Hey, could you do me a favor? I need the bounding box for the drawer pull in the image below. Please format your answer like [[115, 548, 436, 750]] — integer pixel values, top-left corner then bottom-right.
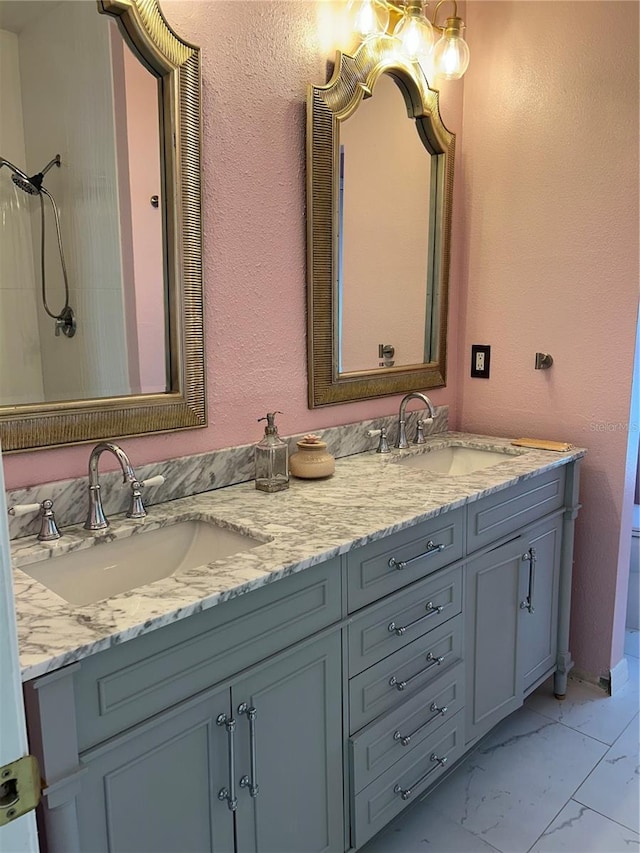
[[519, 547, 537, 614], [389, 652, 445, 691], [216, 713, 238, 811], [238, 703, 259, 798], [393, 702, 449, 746], [388, 601, 445, 636], [393, 753, 448, 800], [388, 540, 445, 570]]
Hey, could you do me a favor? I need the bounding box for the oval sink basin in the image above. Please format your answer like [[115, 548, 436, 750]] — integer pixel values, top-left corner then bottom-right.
[[396, 446, 513, 476], [20, 520, 264, 606]]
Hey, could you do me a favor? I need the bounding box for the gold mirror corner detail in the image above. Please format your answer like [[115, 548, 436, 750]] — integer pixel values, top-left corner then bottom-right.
[[306, 37, 454, 408], [0, 0, 205, 452]]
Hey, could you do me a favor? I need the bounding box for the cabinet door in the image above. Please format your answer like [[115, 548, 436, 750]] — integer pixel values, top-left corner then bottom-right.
[[465, 536, 524, 744], [518, 516, 562, 692], [233, 633, 344, 853], [76, 684, 234, 853]]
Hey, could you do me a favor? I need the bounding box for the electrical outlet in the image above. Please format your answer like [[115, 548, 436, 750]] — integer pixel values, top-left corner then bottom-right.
[[471, 344, 491, 378]]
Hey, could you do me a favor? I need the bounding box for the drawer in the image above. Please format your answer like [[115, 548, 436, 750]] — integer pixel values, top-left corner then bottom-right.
[[352, 709, 466, 849], [349, 613, 463, 734], [467, 467, 566, 552], [347, 507, 464, 612], [72, 558, 342, 750], [348, 564, 462, 676], [350, 660, 465, 793]]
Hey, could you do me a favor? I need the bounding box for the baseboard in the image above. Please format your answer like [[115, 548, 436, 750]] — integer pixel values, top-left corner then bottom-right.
[[607, 656, 630, 695]]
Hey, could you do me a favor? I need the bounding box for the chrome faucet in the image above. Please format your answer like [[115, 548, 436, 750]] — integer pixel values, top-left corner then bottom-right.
[[84, 442, 146, 531], [396, 392, 436, 449]]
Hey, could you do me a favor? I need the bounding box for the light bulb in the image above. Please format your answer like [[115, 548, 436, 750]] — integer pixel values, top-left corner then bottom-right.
[[432, 16, 470, 80], [393, 0, 433, 62], [346, 0, 390, 41]]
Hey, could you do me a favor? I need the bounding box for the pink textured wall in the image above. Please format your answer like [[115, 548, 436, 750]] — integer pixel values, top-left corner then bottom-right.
[[2, 1, 463, 489], [458, 1, 639, 677]]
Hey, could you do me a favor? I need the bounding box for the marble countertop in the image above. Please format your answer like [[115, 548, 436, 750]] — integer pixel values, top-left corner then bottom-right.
[[12, 432, 585, 681]]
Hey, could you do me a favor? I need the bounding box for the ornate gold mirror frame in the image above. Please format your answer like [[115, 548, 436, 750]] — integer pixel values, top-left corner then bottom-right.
[[0, 0, 205, 452], [307, 38, 455, 407]]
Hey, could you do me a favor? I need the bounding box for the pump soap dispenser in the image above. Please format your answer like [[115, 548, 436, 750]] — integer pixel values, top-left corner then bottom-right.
[[255, 412, 290, 492]]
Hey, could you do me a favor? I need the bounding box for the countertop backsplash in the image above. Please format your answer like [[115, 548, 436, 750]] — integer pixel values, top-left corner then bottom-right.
[[5, 407, 448, 539]]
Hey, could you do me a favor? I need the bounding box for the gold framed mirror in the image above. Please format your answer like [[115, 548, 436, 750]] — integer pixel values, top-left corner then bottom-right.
[[0, 0, 204, 452], [306, 37, 455, 407]]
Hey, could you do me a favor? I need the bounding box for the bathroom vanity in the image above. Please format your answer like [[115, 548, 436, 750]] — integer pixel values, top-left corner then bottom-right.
[[13, 435, 582, 852]]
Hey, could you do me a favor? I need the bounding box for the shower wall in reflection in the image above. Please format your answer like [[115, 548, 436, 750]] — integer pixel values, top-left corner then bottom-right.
[[0, 27, 43, 404], [0, 0, 165, 407]]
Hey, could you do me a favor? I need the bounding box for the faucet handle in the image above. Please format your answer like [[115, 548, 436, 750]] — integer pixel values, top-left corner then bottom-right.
[[366, 427, 391, 454], [141, 475, 165, 490], [127, 475, 166, 519], [8, 499, 62, 541], [415, 417, 433, 444]]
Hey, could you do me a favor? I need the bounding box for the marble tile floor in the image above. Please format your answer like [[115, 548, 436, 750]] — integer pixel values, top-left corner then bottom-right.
[[361, 632, 639, 853]]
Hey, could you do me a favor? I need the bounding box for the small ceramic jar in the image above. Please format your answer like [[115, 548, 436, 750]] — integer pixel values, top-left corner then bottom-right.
[[289, 434, 335, 479]]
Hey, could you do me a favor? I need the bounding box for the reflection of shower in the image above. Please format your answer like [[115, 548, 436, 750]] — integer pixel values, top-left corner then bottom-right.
[[0, 154, 76, 337]]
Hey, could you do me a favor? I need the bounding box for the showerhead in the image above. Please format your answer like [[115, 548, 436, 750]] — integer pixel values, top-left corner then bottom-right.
[[11, 173, 40, 194], [0, 156, 33, 188], [1, 154, 60, 195]]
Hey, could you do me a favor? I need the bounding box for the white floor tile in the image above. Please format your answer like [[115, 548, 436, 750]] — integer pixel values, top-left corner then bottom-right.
[[358, 797, 499, 852], [525, 656, 640, 745], [422, 707, 608, 853], [573, 713, 640, 833], [530, 799, 640, 852]]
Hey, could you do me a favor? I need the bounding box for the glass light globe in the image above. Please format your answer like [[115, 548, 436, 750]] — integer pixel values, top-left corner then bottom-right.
[[346, 0, 390, 41], [393, 1, 433, 62], [432, 17, 470, 80]]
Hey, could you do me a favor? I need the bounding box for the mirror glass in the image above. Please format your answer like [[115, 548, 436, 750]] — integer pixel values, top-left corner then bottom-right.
[[339, 73, 434, 373], [0, 0, 205, 452], [0, 1, 165, 406], [307, 43, 454, 407]]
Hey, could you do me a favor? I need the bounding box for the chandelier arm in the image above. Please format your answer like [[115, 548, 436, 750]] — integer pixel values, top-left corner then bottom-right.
[[386, 0, 451, 34], [431, 0, 457, 31]]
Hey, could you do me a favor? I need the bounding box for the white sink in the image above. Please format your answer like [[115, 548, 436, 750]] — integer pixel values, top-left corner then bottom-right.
[[396, 445, 514, 475], [20, 520, 264, 606]]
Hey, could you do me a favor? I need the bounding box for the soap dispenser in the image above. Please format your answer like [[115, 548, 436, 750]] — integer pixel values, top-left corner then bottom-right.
[[255, 412, 289, 492]]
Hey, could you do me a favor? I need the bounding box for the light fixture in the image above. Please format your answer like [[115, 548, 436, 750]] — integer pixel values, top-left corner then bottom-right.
[[346, 0, 470, 81], [393, 0, 433, 63], [431, 3, 470, 79], [346, 0, 390, 41]]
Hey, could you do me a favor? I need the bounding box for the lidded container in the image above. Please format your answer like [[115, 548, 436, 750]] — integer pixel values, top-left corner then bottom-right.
[[289, 434, 335, 480], [255, 412, 289, 492]]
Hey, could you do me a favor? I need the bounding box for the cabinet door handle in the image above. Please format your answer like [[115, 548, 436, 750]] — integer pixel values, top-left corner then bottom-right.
[[388, 540, 445, 570], [393, 702, 448, 746], [389, 652, 445, 691], [238, 703, 259, 798], [519, 547, 537, 614], [216, 714, 238, 811], [393, 753, 448, 800], [388, 601, 445, 636]]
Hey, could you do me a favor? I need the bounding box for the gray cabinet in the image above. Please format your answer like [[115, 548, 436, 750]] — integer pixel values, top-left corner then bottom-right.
[[72, 634, 343, 853], [25, 461, 581, 853], [465, 514, 563, 744], [465, 536, 523, 743], [233, 634, 344, 853], [76, 683, 234, 853], [25, 561, 344, 853], [518, 516, 562, 692]]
